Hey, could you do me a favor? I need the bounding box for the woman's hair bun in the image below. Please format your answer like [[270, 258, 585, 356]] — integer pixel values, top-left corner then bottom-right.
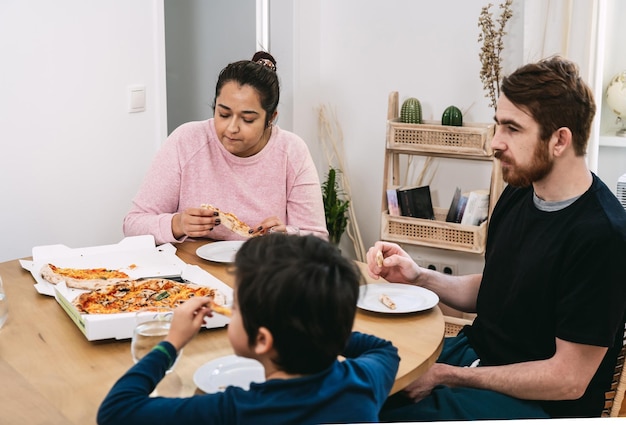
[[252, 51, 277, 72]]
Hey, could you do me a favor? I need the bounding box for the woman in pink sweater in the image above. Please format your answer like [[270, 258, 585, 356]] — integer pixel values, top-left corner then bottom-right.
[[123, 52, 328, 245]]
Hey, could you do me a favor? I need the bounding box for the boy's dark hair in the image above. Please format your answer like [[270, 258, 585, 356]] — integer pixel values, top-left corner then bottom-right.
[[212, 51, 279, 128], [234, 234, 361, 375], [501, 55, 596, 156]]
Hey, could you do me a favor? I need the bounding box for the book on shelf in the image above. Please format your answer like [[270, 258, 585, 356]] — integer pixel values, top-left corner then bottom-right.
[[396, 185, 435, 220], [445, 187, 462, 222], [386, 188, 401, 216], [460, 189, 490, 226], [454, 194, 468, 223]]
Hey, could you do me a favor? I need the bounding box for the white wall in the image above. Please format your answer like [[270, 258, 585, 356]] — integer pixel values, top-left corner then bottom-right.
[[1, 0, 623, 271], [0, 1, 167, 262], [164, 0, 256, 134], [289, 0, 525, 272]]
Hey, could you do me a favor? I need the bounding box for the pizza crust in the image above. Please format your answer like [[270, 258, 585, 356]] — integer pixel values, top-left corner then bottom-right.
[[40, 263, 66, 285], [376, 250, 384, 267], [211, 302, 232, 317], [40, 263, 130, 291], [200, 204, 252, 237]]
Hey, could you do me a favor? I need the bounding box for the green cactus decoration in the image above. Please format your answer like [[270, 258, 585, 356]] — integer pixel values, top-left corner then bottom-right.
[[442, 105, 463, 126], [400, 97, 422, 124]]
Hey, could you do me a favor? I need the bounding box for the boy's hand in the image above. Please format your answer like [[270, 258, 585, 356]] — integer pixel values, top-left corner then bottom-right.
[[165, 296, 212, 351]]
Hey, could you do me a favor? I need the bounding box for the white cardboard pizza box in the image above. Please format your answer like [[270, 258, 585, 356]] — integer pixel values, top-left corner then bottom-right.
[[20, 235, 232, 341], [24, 235, 185, 296], [52, 263, 232, 341]]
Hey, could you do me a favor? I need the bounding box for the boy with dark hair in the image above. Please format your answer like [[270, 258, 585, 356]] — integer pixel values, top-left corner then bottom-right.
[[98, 234, 399, 425]]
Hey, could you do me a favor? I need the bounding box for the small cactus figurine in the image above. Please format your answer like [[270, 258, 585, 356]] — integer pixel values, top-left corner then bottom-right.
[[400, 97, 422, 124], [441, 105, 463, 126]]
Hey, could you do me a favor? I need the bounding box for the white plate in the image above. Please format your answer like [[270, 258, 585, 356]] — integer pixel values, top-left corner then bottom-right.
[[196, 241, 245, 263], [193, 355, 265, 393], [357, 283, 439, 314]]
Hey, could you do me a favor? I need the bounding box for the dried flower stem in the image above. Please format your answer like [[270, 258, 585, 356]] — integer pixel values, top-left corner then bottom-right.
[[478, 0, 513, 110], [318, 105, 366, 260]]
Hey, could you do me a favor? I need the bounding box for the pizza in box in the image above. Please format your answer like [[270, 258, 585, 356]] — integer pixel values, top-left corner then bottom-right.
[[40, 263, 230, 316]]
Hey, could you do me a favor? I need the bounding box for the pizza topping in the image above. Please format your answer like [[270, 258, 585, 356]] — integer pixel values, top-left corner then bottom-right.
[[45, 263, 129, 281], [155, 291, 170, 301]]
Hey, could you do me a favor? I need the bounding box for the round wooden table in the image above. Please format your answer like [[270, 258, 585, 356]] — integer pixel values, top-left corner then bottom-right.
[[0, 239, 444, 425]]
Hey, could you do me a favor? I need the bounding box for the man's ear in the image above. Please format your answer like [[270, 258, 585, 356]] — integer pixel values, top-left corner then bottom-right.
[[254, 326, 274, 355], [552, 127, 572, 157]]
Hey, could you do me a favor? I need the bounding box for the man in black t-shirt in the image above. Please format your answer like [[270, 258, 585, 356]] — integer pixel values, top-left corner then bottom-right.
[[368, 56, 626, 420]]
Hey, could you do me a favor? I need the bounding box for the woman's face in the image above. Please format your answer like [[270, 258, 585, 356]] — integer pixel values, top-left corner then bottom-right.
[[214, 81, 271, 158]]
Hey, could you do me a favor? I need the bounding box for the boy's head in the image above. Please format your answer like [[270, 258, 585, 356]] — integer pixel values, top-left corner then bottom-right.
[[231, 233, 361, 375]]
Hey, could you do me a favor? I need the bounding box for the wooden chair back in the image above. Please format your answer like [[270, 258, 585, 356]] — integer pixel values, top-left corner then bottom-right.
[[603, 324, 626, 417]]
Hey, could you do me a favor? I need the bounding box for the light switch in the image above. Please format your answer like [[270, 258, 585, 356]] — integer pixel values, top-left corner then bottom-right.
[[128, 85, 146, 113]]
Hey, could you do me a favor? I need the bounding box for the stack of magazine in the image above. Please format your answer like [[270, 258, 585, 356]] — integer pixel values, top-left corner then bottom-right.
[[445, 187, 489, 225]]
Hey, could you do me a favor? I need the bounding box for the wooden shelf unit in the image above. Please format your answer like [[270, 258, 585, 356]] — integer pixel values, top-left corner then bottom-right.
[[381, 91, 505, 254]]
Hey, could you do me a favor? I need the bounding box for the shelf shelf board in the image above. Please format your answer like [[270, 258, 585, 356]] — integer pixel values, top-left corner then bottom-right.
[[599, 134, 626, 148]]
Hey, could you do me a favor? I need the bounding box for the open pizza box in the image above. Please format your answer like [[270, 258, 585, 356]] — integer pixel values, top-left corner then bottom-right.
[[21, 235, 232, 341], [23, 235, 186, 297]]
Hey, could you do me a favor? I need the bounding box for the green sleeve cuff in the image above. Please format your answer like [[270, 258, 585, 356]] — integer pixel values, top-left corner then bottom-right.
[[152, 341, 177, 369]]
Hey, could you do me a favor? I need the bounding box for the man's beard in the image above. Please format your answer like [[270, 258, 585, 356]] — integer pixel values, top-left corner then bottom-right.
[[495, 141, 553, 188]]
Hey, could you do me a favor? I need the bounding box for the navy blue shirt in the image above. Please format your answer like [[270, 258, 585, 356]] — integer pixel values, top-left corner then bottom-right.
[[98, 331, 399, 425]]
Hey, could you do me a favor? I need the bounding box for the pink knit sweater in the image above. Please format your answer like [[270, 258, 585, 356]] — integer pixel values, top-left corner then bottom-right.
[[123, 119, 328, 244]]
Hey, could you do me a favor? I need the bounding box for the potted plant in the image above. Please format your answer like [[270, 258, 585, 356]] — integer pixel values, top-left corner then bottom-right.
[[322, 167, 350, 245]]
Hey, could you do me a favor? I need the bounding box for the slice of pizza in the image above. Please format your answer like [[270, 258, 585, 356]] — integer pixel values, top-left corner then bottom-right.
[[376, 250, 384, 267], [40, 263, 131, 290], [200, 204, 252, 237], [379, 293, 397, 310], [72, 278, 228, 314], [210, 302, 232, 317]]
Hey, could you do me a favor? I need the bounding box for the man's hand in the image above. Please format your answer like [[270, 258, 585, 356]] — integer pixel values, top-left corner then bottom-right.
[[401, 338, 608, 403], [366, 241, 421, 284], [403, 363, 450, 402]]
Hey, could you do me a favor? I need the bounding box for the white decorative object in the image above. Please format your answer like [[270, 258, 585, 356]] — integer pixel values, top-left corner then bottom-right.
[[606, 71, 626, 137]]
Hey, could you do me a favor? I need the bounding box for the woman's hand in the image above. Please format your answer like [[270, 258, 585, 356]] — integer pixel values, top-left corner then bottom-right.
[[172, 207, 220, 239], [249, 215, 284, 236]]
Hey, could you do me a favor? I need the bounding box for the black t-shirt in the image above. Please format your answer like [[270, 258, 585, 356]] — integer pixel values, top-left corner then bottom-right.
[[465, 174, 626, 417]]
